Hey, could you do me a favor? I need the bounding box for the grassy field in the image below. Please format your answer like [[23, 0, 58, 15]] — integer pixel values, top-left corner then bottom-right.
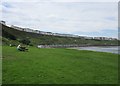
[[2, 46, 118, 84]]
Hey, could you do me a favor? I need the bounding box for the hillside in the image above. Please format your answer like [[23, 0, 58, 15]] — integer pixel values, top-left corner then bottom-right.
[[1, 23, 118, 46]]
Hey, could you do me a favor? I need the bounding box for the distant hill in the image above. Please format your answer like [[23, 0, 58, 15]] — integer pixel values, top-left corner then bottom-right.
[[1, 23, 118, 46]]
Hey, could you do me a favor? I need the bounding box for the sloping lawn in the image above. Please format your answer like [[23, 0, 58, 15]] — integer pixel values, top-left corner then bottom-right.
[[2, 46, 118, 84]]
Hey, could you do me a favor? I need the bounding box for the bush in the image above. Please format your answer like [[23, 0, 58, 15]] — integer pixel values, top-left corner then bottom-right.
[[29, 43, 33, 46], [19, 38, 31, 45], [2, 29, 16, 40]]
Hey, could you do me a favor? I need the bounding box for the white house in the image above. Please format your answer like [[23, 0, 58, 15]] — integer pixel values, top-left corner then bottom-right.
[[0, 21, 6, 25], [11, 25, 24, 31], [23, 28, 34, 33]]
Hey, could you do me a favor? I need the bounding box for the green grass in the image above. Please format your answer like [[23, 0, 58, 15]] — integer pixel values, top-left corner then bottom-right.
[[2, 46, 118, 84]]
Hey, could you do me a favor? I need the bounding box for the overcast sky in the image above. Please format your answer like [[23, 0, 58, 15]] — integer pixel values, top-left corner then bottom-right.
[[1, 0, 119, 38]]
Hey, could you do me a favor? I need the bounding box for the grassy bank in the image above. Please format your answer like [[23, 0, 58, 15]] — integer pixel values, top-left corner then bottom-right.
[[2, 23, 118, 46], [2, 46, 118, 84]]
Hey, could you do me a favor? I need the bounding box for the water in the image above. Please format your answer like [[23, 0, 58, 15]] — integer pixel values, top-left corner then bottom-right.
[[71, 46, 119, 54]]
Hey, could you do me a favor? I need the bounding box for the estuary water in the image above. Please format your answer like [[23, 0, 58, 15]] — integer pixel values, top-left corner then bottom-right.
[[71, 46, 119, 54]]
